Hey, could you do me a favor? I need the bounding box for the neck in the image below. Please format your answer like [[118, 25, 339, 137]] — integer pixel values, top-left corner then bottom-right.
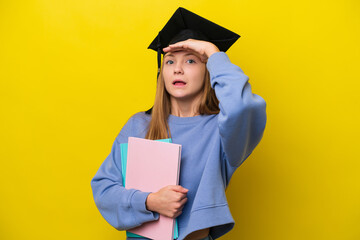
[[170, 95, 202, 117]]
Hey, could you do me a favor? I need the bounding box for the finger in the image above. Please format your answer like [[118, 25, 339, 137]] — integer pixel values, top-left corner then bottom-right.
[[164, 39, 210, 53], [162, 46, 172, 52], [164, 47, 204, 60], [173, 210, 182, 219], [168, 42, 188, 48], [174, 43, 189, 50], [163, 45, 188, 53], [179, 197, 188, 206], [171, 185, 189, 193], [178, 204, 185, 212], [165, 40, 196, 51], [176, 193, 187, 201]]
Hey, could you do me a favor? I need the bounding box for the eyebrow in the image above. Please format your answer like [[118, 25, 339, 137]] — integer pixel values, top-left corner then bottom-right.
[[164, 53, 199, 58]]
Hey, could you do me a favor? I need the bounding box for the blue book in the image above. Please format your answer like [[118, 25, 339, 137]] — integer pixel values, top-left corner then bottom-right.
[[120, 138, 179, 239]]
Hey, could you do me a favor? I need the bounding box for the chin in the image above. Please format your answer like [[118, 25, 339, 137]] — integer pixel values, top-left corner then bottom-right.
[[170, 93, 201, 102], [168, 90, 188, 99], [170, 95, 189, 100]]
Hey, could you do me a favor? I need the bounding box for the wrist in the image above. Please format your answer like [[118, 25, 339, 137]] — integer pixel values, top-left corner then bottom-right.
[[206, 45, 220, 58], [145, 192, 157, 212]]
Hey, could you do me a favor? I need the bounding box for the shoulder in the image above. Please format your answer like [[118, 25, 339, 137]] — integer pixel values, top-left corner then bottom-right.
[[129, 111, 152, 127], [115, 111, 151, 142]]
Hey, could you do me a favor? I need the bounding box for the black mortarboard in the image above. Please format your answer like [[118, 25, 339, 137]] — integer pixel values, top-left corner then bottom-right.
[[148, 7, 240, 78]]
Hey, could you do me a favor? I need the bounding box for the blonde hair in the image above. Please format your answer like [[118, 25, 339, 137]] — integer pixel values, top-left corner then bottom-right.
[[145, 61, 219, 140]]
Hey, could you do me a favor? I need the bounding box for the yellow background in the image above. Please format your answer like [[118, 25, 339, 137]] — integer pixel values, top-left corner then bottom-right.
[[0, 0, 359, 239]]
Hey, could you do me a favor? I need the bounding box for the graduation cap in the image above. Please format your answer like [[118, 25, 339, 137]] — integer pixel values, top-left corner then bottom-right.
[[148, 7, 240, 79]]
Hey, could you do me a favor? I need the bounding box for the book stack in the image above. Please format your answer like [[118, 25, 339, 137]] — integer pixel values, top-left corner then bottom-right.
[[120, 137, 182, 240]]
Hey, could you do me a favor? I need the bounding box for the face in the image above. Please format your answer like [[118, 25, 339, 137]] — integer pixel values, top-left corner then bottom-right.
[[162, 50, 206, 102]]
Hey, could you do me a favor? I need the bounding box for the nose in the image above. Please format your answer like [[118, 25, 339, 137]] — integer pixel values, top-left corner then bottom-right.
[[174, 61, 184, 74]]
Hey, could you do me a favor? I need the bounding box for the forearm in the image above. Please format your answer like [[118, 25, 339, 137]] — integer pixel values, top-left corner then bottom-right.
[[91, 137, 159, 230], [92, 178, 158, 230], [207, 52, 267, 167]]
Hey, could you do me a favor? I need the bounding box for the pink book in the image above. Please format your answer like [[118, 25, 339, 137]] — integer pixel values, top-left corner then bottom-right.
[[125, 137, 182, 240]]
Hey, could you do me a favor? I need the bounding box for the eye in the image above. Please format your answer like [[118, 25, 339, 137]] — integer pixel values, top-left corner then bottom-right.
[[165, 60, 174, 64], [186, 59, 196, 64]]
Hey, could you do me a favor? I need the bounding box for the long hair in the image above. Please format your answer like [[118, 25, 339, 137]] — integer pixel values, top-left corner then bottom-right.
[[145, 61, 220, 140]]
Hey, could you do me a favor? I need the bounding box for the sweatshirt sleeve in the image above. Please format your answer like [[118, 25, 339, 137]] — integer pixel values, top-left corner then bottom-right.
[[90, 117, 159, 230], [207, 52, 267, 168]]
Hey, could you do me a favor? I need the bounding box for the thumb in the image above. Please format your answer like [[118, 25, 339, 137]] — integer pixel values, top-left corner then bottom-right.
[[171, 185, 189, 193]]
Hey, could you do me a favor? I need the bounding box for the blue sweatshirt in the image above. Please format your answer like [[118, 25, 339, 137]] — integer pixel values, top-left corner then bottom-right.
[[91, 52, 267, 239]]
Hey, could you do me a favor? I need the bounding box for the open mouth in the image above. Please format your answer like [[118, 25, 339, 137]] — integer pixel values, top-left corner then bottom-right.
[[172, 80, 186, 86]]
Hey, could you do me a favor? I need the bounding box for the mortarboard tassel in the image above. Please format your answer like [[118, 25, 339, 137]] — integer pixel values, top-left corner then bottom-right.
[[145, 31, 162, 115], [156, 31, 162, 80]]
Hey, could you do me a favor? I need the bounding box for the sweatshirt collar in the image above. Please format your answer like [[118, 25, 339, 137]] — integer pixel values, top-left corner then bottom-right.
[[168, 113, 216, 125]]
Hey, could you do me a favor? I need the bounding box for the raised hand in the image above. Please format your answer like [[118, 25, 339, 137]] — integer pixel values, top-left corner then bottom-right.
[[163, 39, 220, 63]]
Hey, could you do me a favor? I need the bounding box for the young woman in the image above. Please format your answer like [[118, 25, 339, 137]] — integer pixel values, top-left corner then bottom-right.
[[91, 8, 267, 240]]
